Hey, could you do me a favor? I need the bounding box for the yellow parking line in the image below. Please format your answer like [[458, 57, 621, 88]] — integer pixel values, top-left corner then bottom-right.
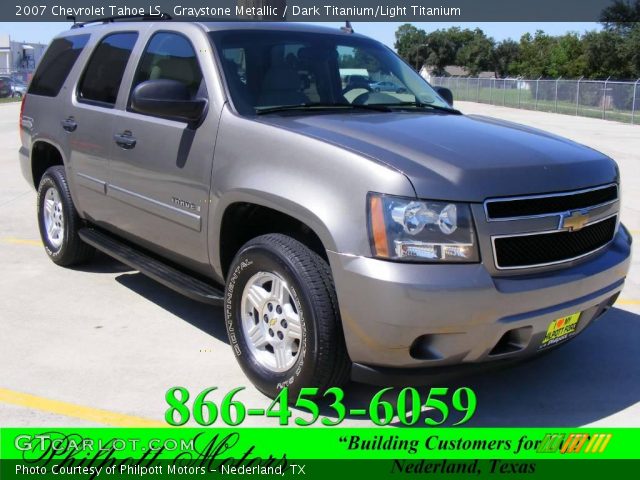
[[617, 299, 640, 306], [2, 237, 42, 246], [0, 387, 167, 427]]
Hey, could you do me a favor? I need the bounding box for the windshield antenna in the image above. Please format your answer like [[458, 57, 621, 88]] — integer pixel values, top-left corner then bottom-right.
[[340, 21, 354, 34]]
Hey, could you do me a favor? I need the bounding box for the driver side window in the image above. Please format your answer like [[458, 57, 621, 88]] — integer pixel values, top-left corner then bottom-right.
[[338, 45, 407, 102], [130, 32, 204, 106]]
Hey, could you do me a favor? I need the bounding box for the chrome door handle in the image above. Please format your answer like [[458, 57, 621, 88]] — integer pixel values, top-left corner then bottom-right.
[[61, 117, 77, 132], [114, 131, 137, 150]]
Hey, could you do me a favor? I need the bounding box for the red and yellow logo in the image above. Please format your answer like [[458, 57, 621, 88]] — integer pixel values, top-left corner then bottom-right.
[[537, 433, 612, 454], [541, 312, 581, 347]]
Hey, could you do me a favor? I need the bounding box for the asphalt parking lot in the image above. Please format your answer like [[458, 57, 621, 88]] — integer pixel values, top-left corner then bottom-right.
[[0, 100, 638, 428]]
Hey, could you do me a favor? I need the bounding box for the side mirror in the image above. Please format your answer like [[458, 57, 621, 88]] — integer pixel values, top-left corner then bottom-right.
[[435, 86, 454, 106], [131, 79, 206, 123]]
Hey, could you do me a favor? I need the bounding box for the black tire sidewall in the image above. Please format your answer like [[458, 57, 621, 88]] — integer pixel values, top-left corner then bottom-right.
[[37, 170, 72, 263], [225, 244, 318, 396]]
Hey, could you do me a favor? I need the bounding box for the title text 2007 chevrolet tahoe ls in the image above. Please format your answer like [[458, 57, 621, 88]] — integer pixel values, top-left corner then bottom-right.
[[19, 20, 632, 397]]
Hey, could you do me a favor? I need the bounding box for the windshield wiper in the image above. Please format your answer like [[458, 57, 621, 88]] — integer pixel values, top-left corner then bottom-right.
[[375, 101, 462, 115], [255, 102, 392, 115]]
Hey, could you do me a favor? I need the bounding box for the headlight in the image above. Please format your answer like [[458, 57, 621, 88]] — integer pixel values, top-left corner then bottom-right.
[[368, 193, 479, 262]]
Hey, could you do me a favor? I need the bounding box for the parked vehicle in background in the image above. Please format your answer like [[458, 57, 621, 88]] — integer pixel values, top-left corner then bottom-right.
[[10, 80, 27, 98], [18, 20, 632, 398], [0, 77, 11, 97], [0, 76, 27, 98], [371, 80, 407, 93], [343, 74, 373, 91]]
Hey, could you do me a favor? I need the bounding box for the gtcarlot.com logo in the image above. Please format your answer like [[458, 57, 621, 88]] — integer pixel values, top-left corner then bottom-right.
[[537, 433, 612, 454]]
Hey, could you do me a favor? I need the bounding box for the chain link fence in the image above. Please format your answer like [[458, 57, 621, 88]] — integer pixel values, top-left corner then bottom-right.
[[431, 76, 640, 125]]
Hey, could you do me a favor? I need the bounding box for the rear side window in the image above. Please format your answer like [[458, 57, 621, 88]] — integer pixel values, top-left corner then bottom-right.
[[78, 32, 138, 106], [28, 35, 89, 97], [130, 32, 203, 101]]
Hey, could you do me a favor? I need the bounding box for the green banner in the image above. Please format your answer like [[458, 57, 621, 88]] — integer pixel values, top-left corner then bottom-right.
[[1, 428, 638, 478], [2, 428, 637, 460]]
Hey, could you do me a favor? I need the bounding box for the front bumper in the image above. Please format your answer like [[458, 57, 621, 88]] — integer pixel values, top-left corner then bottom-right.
[[328, 226, 632, 383]]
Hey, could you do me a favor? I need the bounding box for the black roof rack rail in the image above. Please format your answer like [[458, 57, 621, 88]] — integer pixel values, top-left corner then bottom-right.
[[340, 21, 354, 34], [70, 12, 172, 29]]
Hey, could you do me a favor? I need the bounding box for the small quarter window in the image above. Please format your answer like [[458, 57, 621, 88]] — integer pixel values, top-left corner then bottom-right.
[[29, 35, 89, 97]]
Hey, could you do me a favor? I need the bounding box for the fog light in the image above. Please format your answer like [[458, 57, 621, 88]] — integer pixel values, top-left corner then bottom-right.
[[395, 241, 473, 261], [395, 242, 439, 259]]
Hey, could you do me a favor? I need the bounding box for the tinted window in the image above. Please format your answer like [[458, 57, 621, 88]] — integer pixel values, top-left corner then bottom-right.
[[78, 32, 138, 106], [131, 32, 203, 101], [29, 35, 89, 97], [211, 30, 450, 116]]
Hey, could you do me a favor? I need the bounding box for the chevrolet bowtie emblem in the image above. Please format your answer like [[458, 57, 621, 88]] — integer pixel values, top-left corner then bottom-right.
[[561, 210, 590, 232]]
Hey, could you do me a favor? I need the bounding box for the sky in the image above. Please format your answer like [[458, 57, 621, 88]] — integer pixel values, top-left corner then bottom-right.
[[0, 21, 601, 47]]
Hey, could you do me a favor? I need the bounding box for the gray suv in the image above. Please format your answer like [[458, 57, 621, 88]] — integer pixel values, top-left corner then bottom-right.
[[19, 20, 632, 397]]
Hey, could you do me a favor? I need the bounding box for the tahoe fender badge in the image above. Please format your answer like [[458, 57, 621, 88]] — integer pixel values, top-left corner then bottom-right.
[[172, 197, 201, 212]]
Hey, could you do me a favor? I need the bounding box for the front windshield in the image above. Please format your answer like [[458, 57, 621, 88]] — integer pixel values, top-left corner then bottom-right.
[[209, 29, 451, 115]]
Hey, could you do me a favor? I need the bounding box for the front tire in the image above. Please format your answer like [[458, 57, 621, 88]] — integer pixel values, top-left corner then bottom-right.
[[37, 166, 94, 266], [225, 234, 350, 398]]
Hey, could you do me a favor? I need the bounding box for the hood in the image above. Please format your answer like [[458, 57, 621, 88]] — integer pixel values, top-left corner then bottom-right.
[[258, 112, 618, 202]]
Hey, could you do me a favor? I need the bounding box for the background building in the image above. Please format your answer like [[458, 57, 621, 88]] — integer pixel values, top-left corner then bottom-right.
[[0, 33, 47, 80]]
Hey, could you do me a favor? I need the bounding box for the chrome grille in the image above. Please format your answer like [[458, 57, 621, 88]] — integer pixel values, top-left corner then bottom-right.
[[485, 185, 619, 270], [493, 215, 617, 269], [485, 184, 618, 221]]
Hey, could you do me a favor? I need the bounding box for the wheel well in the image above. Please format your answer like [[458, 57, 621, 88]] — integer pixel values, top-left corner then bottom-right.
[[31, 141, 63, 188], [220, 203, 329, 278]]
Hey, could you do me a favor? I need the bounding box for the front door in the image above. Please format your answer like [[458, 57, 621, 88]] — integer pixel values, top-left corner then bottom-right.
[[107, 31, 215, 273]]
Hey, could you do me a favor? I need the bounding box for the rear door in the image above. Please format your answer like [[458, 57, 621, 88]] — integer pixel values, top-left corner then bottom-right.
[[107, 29, 217, 273], [65, 31, 139, 223]]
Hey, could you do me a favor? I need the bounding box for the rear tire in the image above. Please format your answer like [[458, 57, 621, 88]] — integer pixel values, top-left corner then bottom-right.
[[37, 165, 94, 266], [225, 234, 350, 398]]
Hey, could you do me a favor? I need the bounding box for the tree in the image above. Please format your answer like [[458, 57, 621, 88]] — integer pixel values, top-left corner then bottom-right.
[[599, 0, 640, 77], [456, 29, 495, 75], [624, 24, 640, 76], [514, 31, 557, 77], [394, 24, 429, 69], [423, 29, 458, 75], [394, 21, 640, 80], [582, 30, 631, 78], [547, 33, 586, 77], [340, 49, 383, 73], [600, 0, 640, 34], [493, 40, 520, 77], [394, 25, 489, 73]]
